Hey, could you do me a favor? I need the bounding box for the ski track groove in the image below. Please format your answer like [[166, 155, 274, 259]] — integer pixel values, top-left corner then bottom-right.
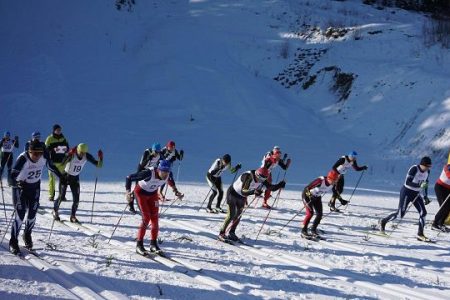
[[38, 208, 272, 299], [0, 243, 110, 300], [162, 216, 448, 300]]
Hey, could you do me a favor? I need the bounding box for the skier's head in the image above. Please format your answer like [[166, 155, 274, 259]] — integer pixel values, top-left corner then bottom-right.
[[348, 151, 358, 161], [31, 131, 41, 141], [222, 154, 231, 165], [53, 124, 62, 134], [166, 140, 176, 151], [28, 140, 44, 162], [273, 145, 281, 152], [419, 156, 432, 168], [272, 148, 282, 159], [151, 143, 161, 153], [77, 143, 88, 155], [3, 131, 10, 139], [157, 160, 171, 179], [326, 170, 339, 184], [255, 167, 269, 182]]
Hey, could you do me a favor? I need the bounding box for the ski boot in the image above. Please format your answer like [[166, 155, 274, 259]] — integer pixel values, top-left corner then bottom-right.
[[52, 210, 60, 221], [136, 240, 147, 256], [262, 202, 271, 209], [23, 232, 33, 250], [328, 199, 340, 212], [417, 234, 432, 242], [378, 219, 387, 234], [128, 203, 136, 214], [228, 231, 240, 242], [150, 239, 163, 254], [174, 189, 184, 199], [301, 229, 312, 240], [310, 228, 323, 240], [205, 207, 217, 214], [214, 207, 226, 214], [338, 197, 348, 206], [9, 237, 21, 255], [70, 215, 80, 224]]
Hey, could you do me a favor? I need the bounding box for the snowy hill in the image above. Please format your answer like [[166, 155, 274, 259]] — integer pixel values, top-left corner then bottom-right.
[[1, 0, 448, 185], [1, 1, 450, 298]]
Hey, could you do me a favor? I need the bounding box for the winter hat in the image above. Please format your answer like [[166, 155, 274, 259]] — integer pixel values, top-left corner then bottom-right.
[[31, 131, 41, 139], [222, 154, 231, 164], [29, 140, 44, 152], [420, 156, 432, 167], [3, 131, 10, 138], [53, 124, 62, 132]]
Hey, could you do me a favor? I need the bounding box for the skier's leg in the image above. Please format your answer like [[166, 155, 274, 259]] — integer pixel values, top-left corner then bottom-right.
[[149, 196, 159, 240], [434, 183, 450, 226], [48, 170, 55, 201], [311, 197, 323, 232], [302, 197, 314, 232], [229, 198, 245, 234], [263, 174, 272, 207], [136, 192, 151, 241], [413, 197, 427, 236], [70, 179, 80, 217]]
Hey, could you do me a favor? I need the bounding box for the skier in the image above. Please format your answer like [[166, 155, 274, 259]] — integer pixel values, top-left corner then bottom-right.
[[301, 170, 340, 240], [0, 131, 19, 186], [260, 146, 290, 209], [431, 155, 450, 232], [218, 167, 286, 242], [205, 154, 241, 213], [9, 140, 63, 254], [379, 156, 432, 241], [24, 131, 46, 154], [160, 140, 184, 198], [52, 143, 103, 223], [131, 142, 163, 213], [328, 151, 367, 212], [125, 160, 176, 255], [45, 124, 69, 201]]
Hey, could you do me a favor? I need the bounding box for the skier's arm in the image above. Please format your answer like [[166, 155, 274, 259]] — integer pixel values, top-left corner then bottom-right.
[[125, 169, 152, 191], [86, 152, 100, 166], [209, 160, 222, 176], [332, 157, 346, 172], [11, 155, 27, 183], [14, 136, 19, 148], [405, 166, 421, 188], [137, 150, 150, 171], [241, 173, 256, 196], [352, 159, 367, 171], [47, 159, 63, 178]]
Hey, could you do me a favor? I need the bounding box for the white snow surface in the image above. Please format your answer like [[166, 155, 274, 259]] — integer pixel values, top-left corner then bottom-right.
[[1, 0, 450, 298], [0, 181, 449, 299]]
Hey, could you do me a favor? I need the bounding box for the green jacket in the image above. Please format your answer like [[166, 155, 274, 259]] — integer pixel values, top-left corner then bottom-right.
[[45, 133, 69, 163]]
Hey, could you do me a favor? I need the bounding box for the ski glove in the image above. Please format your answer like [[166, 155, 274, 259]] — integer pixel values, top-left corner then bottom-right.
[[420, 182, 428, 189], [126, 191, 134, 203], [286, 158, 291, 169], [362, 166, 368, 171], [278, 180, 286, 189], [235, 163, 242, 170], [179, 150, 184, 160], [97, 160, 103, 168], [254, 189, 263, 196], [424, 196, 431, 205], [14, 136, 19, 144], [98, 149, 103, 160]]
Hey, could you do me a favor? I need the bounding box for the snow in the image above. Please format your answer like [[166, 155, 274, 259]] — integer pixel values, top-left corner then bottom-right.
[[0, 0, 449, 298], [1, 181, 450, 299]]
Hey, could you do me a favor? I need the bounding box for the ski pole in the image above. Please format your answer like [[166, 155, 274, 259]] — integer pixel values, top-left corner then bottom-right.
[[1, 209, 15, 244], [338, 170, 365, 214], [386, 193, 420, 237], [159, 195, 183, 217], [108, 203, 129, 243], [198, 185, 213, 212], [277, 207, 306, 234], [0, 179, 7, 222], [48, 190, 66, 242], [90, 173, 99, 223], [255, 189, 283, 241], [175, 160, 182, 182], [435, 193, 450, 237], [224, 195, 260, 235], [221, 170, 239, 209]]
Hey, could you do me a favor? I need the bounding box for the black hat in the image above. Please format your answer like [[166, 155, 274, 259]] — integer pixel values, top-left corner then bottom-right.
[[29, 141, 44, 153], [420, 156, 432, 166], [53, 124, 62, 132], [222, 154, 231, 164]]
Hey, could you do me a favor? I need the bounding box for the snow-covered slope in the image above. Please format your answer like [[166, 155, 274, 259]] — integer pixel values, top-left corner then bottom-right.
[[1, 0, 448, 185]]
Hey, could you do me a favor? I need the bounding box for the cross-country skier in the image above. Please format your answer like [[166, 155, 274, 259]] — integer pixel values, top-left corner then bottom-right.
[[9, 140, 63, 254], [379, 156, 432, 241], [328, 151, 367, 212], [45, 124, 69, 201], [24, 131, 46, 153], [132, 142, 163, 213], [261, 146, 290, 209], [431, 155, 450, 232], [301, 170, 339, 240], [160, 140, 184, 198], [0, 131, 19, 186], [205, 154, 241, 213], [52, 143, 103, 223], [125, 160, 177, 255], [218, 167, 286, 242]]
